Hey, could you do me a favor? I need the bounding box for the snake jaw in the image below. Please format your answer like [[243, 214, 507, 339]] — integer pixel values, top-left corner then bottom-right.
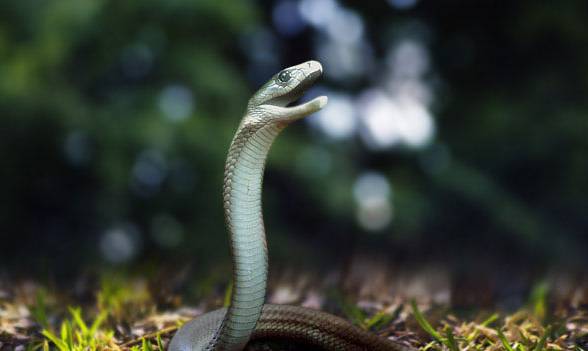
[[255, 94, 328, 124], [282, 95, 328, 122], [309, 95, 329, 109]]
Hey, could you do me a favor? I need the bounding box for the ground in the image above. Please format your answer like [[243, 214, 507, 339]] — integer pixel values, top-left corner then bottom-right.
[[1, 267, 587, 351]]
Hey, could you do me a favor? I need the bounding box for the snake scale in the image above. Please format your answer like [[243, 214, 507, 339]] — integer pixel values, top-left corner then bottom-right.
[[169, 61, 412, 351]]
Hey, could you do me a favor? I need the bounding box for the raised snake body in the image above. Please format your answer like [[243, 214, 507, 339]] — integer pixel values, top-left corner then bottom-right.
[[169, 61, 411, 351]]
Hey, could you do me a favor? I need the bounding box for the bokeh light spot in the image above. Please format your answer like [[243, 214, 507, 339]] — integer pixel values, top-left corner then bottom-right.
[[387, 39, 429, 79], [358, 89, 434, 149], [357, 197, 393, 232], [353, 171, 391, 202], [298, 0, 338, 28], [353, 172, 394, 231], [100, 224, 141, 264], [308, 92, 356, 140], [158, 84, 194, 122], [325, 8, 364, 45]]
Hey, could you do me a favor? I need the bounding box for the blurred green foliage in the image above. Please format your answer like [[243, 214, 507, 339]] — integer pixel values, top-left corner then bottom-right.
[[0, 0, 261, 273], [0, 1, 587, 279]]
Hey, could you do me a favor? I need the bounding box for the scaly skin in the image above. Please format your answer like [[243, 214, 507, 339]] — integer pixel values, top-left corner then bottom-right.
[[169, 61, 411, 351]]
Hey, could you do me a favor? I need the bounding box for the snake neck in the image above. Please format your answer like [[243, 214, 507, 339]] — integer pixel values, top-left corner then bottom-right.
[[214, 118, 285, 351]]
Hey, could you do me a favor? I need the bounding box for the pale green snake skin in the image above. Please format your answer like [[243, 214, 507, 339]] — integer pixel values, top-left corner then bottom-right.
[[169, 61, 412, 351]]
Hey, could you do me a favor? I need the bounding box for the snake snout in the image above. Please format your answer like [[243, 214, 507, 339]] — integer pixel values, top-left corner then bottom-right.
[[286, 61, 323, 102], [306, 60, 323, 74]]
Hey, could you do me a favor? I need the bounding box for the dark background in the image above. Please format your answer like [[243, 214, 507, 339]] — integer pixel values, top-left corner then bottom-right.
[[1, 0, 586, 289]]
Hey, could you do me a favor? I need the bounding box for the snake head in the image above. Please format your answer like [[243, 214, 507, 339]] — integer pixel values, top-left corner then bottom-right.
[[247, 60, 328, 123]]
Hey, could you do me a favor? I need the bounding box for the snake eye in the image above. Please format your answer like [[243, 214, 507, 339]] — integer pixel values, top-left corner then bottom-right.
[[277, 71, 291, 83]]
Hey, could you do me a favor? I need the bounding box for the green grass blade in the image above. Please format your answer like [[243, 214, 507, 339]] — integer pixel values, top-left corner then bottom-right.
[[89, 310, 108, 335], [65, 321, 74, 350], [142, 338, 154, 351], [422, 341, 436, 351], [481, 313, 499, 327], [516, 342, 527, 351], [445, 329, 460, 351], [41, 329, 68, 351], [529, 281, 548, 320], [364, 310, 393, 330], [156, 334, 164, 350], [68, 307, 88, 336], [60, 322, 67, 344], [497, 329, 515, 351], [410, 299, 443, 341]]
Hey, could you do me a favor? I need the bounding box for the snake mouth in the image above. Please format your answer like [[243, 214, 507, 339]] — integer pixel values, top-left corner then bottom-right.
[[263, 61, 325, 109]]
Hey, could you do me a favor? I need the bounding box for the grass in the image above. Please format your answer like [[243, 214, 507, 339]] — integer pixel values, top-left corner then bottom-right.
[[409, 283, 576, 351], [327, 280, 582, 351], [1, 275, 586, 350], [18, 275, 178, 351], [38, 305, 164, 351], [40, 307, 110, 351]]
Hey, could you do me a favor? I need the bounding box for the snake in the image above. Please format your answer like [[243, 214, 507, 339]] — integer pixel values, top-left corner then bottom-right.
[[169, 61, 412, 351]]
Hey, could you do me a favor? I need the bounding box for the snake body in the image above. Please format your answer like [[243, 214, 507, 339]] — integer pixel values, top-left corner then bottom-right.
[[169, 61, 410, 351]]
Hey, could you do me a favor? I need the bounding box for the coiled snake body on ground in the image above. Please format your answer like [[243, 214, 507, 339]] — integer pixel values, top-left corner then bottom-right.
[[169, 61, 411, 351]]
